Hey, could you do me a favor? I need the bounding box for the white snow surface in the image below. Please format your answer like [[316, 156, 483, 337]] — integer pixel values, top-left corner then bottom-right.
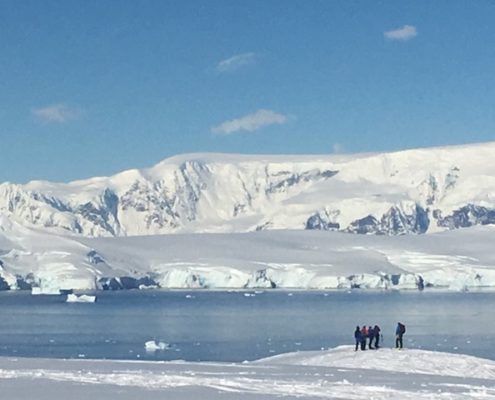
[[1, 347, 495, 399]]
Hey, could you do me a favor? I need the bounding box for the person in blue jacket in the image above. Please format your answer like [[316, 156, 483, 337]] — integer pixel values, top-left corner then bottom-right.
[[354, 326, 362, 351]]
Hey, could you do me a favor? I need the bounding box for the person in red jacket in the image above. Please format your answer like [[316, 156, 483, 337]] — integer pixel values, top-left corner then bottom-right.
[[360, 325, 368, 350]]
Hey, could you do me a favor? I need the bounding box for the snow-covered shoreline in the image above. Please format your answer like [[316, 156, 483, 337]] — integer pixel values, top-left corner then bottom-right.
[[1, 347, 494, 399]]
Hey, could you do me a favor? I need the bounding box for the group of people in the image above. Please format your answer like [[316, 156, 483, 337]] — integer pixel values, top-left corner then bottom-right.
[[354, 322, 406, 351], [354, 325, 381, 350]]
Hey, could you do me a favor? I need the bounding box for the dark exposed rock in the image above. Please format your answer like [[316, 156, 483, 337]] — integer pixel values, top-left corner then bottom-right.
[[267, 170, 338, 194], [305, 213, 340, 231], [15, 276, 31, 290], [247, 269, 276, 288], [0, 276, 10, 290], [347, 215, 380, 234], [435, 204, 495, 229], [346, 205, 429, 235], [87, 250, 105, 264]]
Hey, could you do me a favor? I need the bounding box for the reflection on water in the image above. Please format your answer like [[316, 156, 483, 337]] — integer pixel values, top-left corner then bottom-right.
[[0, 290, 491, 362]]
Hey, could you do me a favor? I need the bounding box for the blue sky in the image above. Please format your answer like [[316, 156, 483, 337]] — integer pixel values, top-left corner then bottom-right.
[[1, 0, 495, 183]]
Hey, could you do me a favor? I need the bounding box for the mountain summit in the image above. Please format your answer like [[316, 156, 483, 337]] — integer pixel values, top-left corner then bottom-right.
[[1, 142, 494, 237]]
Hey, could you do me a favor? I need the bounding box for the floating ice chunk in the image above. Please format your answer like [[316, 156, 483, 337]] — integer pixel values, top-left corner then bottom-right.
[[144, 340, 170, 352], [138, 284, 158, 290], [66, 294, 97, 303], [31, 287, 61, 295]]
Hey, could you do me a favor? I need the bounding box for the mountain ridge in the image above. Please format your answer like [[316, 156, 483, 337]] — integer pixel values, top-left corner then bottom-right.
[[1, 141, 495, 237]]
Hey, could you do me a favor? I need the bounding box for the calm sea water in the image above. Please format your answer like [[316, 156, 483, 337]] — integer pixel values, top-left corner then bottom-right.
[[0, 290, 492, 362]]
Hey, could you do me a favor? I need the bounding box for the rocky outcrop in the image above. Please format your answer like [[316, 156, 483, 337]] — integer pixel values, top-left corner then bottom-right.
[[346, 205, 429, 235], [434, 204, 495, 229]]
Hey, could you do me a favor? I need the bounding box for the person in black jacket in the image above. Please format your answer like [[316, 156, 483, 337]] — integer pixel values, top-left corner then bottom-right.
[[367, 325, 375, 349], [395, 322, 405, 349], [354, 326, 362, 351], [373, 325, 381, 349]]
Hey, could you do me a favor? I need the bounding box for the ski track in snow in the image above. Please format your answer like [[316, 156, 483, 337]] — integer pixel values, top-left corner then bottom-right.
[[1, 347, 495, 399]]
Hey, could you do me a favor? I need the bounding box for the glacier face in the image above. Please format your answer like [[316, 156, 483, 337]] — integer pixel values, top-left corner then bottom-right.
[[1, 216, 495, 292], [1, 142, 495, 238]]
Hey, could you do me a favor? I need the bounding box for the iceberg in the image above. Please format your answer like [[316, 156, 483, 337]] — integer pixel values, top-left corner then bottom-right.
[[144, 340, 170, 352], [66, 294, 97, 303], [31, 287, 61, 295]]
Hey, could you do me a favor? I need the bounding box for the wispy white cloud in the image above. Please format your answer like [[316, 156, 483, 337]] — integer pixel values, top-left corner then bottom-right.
[[384, 25, 417, 41], [211, 109, 288, 135], [216, 52, 256, 73], [32, 103, 80, 123], [332, 143, 344, 153]]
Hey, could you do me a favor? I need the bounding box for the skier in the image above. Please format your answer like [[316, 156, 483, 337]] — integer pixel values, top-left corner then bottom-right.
[[373, 325, 381, 349], [395, 322, 406, 349], [368, 325, 375, 349], [354, 326, 362, 351]]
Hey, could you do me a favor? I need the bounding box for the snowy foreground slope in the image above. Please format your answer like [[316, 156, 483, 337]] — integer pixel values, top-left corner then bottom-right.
[[1, 347, 495, 399], [1, 214, 495, 291], [1, 141, 495, 237]]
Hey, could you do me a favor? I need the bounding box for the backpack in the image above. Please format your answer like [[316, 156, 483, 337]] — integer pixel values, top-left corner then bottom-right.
[[398, 323, 406, 334]]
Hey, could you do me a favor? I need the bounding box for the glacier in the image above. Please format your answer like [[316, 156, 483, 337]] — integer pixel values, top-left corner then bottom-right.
[[0, 213, 494, 292]]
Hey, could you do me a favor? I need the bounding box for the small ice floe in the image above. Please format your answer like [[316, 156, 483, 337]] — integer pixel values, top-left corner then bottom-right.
[[66, 294, 97, 303], [31, 287, 61, 295], [138, 284, 158, 290], [144, 340, 170, 352]]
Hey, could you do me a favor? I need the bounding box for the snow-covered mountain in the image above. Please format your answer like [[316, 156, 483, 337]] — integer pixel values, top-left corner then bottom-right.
[[1, 142, 495, 292], [2, 142, 495, 237]]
